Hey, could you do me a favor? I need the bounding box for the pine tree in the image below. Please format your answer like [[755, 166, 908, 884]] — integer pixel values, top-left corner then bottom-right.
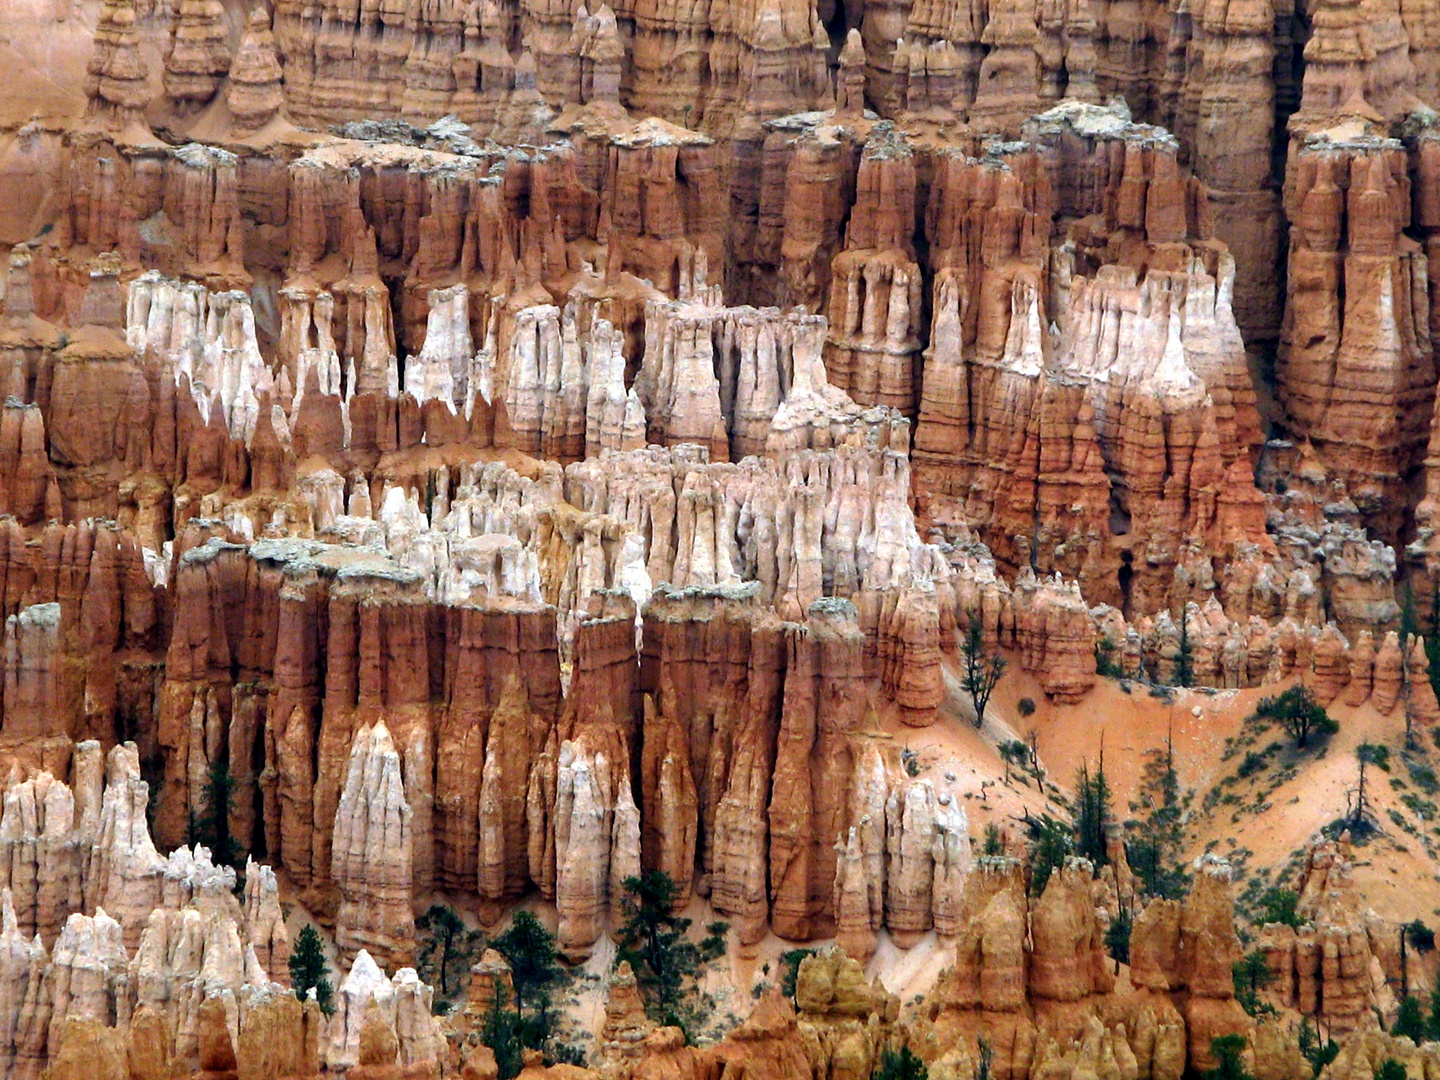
[[1257, 685, 1337, 748], [873, 1046, 928, 1080], [1026, 814, 1074, 895], [1376, 1060, 1409, 1080], [1298, 1018, 1338, 1078], [288, 924, 334, 1016], [417, 905, 484, 1008], [616, 870, 727, 1035], [1206, 1035, 1254, 1080], [1074, 756, 1112, 868], [1104, 908, 1132, 968], [1402, 586, 1420, 748], [982, 823, 1005, 856], [1394, 996, 1426, 1043], [1126, 727, 1188, 900], [1232, 950, 1273, 1017], [483, 999, 525, 1080], [1429, 974, 1440, 1039], [1123, 731, 1192, 898], [1258, 888, 1303, 929], [493, 909, 563, 1044], [1346, 748, 1376, 834], [1175, 611, 1194, 688], [195, 756, 239, 867], [1426, 582, 1440, 705], [1402, 586, 1421, 649], [959, 611, 1006, 728]]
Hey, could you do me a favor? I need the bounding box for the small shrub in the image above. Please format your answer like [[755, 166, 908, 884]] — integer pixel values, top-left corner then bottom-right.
[[1018, 697, 1036, 718], [1402, 794, 1438, 820], [901, 747, 920, 777], [1238, 750, 1268, 778], [1408, 762, 1439, 795], [549, 1043, 589, 1068], [1096, 638, 1123, 679]]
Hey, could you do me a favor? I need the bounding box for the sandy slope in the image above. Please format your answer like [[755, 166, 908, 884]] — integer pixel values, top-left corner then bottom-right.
[[910, 663, 1440, 928], [0, 0, 98, 125]]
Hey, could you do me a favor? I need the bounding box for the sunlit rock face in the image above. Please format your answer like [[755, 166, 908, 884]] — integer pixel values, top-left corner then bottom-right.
[[0, 1, 1439, 1076]]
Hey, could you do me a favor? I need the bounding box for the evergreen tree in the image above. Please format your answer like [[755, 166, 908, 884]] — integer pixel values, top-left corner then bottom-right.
[[1206, 1035, 1253, 1080], [1126, 732, 1188, 900], [616, 870, 727, 1035], [778, 948, 815, 1002], [1027, 814, 1074, 896], [288, 924, 334, 1016], [1402, 586, 1421, 649], [495, 910, 561, 1025], [1257, 685, 1338, 748], [483, 999, 525, 1080], [1376, 1061, 1409, 1080], [1347, 747, 1377, 834], [1394, 996, 1427, 1043], [1401, 586, 1422, 747], [1429, 973, 1440, 1040], [1175, 611, 1194, 688], [1104, 908, 1132, 967], [982, 823, 1005, 857], [489, 911, 575, 1058], [1233, 950, 1274, 1017], [1427, 582, 1440, 704], [959, 611, 1006, 728], [1095, 636, 1123, 679], [873, 1046, 928, 1080], [1074, 757, 1112, 868], [417, 905, 484, 1009], [195, 756, 239, 867], [1298, 1018, 1338, 1078], [1258, 888, 1303, 929], [1405, 920, 1435, 953]]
